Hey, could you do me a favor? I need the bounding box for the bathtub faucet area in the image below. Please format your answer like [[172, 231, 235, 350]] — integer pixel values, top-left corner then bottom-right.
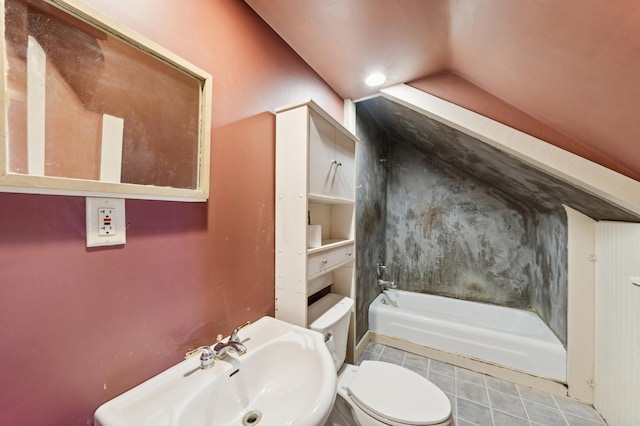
[[378, 279, 397, 289], [376, 261, 397, 289], [376, 261, 387, 277]]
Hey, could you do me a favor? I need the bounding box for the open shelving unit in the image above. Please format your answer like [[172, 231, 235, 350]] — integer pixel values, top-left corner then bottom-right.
[[275, 99, 357, 361]]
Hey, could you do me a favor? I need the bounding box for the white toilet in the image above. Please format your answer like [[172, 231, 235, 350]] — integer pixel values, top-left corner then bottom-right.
[[308, 293, 452, 426]]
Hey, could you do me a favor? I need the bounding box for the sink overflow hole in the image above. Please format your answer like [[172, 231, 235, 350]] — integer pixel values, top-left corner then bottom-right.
[[230, 369, 240, 377], [242, 410, 262, 425]]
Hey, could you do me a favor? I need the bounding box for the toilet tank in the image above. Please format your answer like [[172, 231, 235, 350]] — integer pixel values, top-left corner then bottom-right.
[[308, 293, 354, 372]]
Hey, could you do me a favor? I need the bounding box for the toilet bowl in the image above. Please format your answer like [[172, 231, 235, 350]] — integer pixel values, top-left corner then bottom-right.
[[308, 293, 452, 426]]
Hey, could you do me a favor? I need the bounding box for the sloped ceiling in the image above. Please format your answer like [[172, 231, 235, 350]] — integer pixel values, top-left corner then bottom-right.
[[358, 96, 640, 222], [245, 0, 640, 180]]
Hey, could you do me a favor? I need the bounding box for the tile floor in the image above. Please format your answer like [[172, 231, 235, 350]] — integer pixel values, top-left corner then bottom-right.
[[357, 343, 607, 426]]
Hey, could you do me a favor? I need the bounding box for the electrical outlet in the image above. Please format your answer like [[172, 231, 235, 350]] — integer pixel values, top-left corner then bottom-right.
[[86, 197, 126, 247], [98, 208, 115, 236]]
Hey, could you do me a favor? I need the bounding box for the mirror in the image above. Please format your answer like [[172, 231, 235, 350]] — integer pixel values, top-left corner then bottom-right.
[[1, 0, 212, 201]]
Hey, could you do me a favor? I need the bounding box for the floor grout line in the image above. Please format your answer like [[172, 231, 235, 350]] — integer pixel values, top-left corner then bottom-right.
[[453, 366, 458, 422], [483, 374, 497, 426], [359, 343, 605, 426], [515, 384, 533, 425], [551, 394, 571, 426]]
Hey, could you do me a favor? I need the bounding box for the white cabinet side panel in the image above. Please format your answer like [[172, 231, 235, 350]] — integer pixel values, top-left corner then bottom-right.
[[275, 108, 309, 294], [275, 288, 307, 327], [565, 206, 595, 403]]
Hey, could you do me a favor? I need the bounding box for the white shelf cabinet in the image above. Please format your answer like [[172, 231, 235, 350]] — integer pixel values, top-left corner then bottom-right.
[[275, 100, 357, 361]]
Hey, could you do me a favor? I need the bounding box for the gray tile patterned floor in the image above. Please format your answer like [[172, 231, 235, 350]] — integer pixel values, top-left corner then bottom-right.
[[357, 343, 607, 426]]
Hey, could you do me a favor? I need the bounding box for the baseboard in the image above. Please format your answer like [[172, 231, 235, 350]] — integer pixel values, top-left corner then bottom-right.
[[354, 330, 372, 363], [371, 332, 568, 397]]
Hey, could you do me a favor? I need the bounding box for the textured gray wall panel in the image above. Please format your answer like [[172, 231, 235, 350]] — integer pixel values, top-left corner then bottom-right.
[[351, 96, 640, 346], [354, 113, 387, 341], [385, 142, 541, 310]]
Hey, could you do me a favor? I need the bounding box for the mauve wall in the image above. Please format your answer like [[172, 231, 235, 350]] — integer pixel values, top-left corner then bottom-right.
[[0, 1, 342, 425], [409, 72, 640, 181]]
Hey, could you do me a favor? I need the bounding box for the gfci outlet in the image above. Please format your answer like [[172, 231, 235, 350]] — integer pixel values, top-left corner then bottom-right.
[[86, 197, 126, 247], [98, 208, 115, 236]]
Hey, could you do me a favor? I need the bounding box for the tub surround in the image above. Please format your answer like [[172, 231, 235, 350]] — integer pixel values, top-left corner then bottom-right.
[[355, 94, 640, 347], [354, 112, 387, 341], [384, 139, 567, 331]]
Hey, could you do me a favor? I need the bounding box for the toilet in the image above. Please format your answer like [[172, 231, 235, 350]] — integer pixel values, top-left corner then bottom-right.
[[308, 293, 452, 426]]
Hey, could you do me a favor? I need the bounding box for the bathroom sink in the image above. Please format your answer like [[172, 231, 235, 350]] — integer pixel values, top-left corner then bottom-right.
[[94, 316, 337, 426]]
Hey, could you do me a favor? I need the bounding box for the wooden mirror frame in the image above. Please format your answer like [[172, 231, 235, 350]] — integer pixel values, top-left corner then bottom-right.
[[0, 0, 212, 201]]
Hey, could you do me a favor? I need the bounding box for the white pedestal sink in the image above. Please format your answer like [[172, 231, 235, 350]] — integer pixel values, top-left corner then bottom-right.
[[94, 316, 337, 426]]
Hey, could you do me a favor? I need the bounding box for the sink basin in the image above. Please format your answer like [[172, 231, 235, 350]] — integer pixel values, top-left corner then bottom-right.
[[94, 316, 337, 426]]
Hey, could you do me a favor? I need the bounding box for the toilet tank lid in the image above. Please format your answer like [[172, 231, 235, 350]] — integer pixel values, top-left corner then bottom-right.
[[308, 293, 354, 331]]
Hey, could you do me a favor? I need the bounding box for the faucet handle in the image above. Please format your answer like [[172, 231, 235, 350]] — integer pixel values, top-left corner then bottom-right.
[[230, 321, 251, 342], [184, 346, 210, 360], [185, 346, 215, 369]]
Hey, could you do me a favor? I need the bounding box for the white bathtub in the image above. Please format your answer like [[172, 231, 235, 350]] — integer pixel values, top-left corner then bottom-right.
[[369, 289, 567, 382]]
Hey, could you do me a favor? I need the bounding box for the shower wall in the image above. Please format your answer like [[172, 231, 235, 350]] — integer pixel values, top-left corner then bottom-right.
[[385, 141, 568, 344], [355, 97, 573, 346], [528, 212, 569, 344], [355, 95, 640, 351], [354, 113, 387, 341]]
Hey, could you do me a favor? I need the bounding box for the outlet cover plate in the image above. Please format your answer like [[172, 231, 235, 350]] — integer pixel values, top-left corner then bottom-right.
[[86, 197, 126, 247]]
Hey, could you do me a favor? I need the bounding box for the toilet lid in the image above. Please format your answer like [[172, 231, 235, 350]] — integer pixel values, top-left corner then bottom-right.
[[348, 361, 451, 426]]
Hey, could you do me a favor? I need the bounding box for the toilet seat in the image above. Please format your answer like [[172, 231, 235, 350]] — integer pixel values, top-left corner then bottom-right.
[[347, 361, 451, 425]]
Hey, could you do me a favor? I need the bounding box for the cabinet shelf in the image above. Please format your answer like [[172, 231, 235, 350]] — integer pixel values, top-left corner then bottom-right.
[[308, 194, 354, 205], [307, 238, 354, 255]]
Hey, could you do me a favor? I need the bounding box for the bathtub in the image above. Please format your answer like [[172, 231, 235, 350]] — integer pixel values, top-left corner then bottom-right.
[[369, 289, 567, 382]]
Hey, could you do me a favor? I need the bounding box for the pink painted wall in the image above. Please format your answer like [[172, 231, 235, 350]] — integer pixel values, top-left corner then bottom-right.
[[410, 72, 640, 182], [0, 1, 343, 424], [447, 0, 640, 182]]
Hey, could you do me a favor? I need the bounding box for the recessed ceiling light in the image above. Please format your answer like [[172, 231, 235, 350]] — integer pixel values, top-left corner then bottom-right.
[[365, 72, 386, 87]]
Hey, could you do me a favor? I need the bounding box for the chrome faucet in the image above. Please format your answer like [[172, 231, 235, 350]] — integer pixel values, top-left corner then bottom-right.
[[213, 321, 250, 359], [378, 278, 397, 289], [184, 346, 215, 369], [376, 261, 396, 289], [377, 262, 388, 278]]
